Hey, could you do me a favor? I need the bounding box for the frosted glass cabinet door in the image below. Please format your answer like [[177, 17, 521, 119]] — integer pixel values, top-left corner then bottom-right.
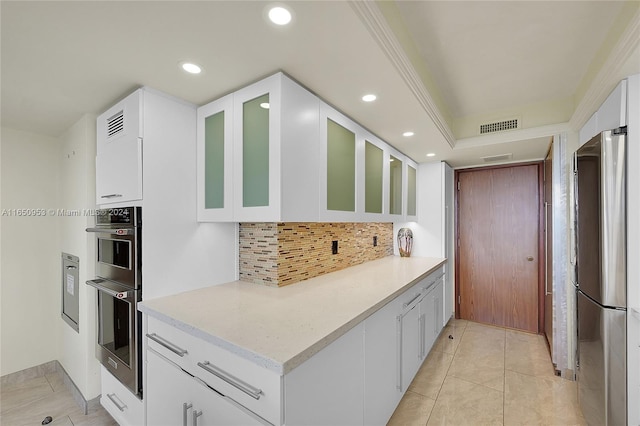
[[197, 94, 233, 222], [242, 94, 270, 208], [389, 155, 403, 216], [365, 141, 383, 214], [233, 74, 281, 222], [326, 118, 356, 212]]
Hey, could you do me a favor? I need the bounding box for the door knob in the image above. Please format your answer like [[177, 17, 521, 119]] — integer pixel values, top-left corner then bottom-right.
[[527, 256, 534, 261]]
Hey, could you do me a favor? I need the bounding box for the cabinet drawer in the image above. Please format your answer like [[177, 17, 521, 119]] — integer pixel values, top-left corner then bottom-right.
[[193, 342, 282, 426], [101, 366, 143, 426], [146, 316, 201, 373], [146, 316, 282, 425]]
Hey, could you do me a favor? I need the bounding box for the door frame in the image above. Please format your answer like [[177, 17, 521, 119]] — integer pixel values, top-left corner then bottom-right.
[[454, 161, 545, 333]]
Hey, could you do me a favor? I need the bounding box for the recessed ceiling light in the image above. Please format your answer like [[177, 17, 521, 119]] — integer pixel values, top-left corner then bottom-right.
[[426, 153, 436, 157], [268, 6, 292, 25], [362, 94, 377, 102], [181, 62, 202, 74], [403, 131, 414, 137], [260, 103, 270, 109]]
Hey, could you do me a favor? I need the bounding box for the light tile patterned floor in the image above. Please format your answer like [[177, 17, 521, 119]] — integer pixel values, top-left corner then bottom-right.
[[1, 321, 584, 426], [0, 371, 116, 426], [388, 319, 586, 426]]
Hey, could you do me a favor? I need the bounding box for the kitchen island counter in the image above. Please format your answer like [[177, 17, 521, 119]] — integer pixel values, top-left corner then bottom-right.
[[139, 255, 446, 374]]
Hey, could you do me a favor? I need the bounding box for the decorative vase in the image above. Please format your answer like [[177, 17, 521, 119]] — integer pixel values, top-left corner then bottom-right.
[[397, 228, 413, 257]]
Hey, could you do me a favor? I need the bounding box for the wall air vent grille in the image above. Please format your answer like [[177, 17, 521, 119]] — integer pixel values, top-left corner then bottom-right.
[[107, 110, 124, 138], [480, 118, 518, 134], [482, 153, 513, 163]]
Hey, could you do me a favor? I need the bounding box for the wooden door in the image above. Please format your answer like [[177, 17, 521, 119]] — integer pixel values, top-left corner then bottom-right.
[[457, 164, 541, 332]]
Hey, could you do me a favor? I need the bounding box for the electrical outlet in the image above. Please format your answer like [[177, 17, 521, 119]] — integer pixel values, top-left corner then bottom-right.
[[332, 240, 338, 255], [373, 236, 378, 247]]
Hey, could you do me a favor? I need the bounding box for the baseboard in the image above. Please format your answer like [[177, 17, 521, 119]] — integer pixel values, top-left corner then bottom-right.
[[0, 360, 58, 387], [0, 360, 95, 415]]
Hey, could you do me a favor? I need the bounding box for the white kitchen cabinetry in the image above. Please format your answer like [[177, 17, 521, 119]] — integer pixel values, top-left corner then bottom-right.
[[100, 366, 144, 426], [146, 349, 260, 426], [404, 162, 454, 323], [284, 323, 365, 425], [197, 72, 418, 222], [399, 292, 422, 392], [420, 276, 444, 356], [143, 263, 446, 426], [145, 316, 280, 425], [363, 296, 403, 425], [197, 73, 320, 222], [96, 89, 143, 205]]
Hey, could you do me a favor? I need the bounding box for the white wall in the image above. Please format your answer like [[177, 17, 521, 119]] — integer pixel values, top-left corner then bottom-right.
[[141, 89, 237, 301], [1, 127, 61, 376], [58, 114, 101, 399]]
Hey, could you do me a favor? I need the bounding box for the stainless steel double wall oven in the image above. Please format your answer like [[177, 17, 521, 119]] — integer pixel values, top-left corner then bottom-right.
[[86, 207, 142, 397]]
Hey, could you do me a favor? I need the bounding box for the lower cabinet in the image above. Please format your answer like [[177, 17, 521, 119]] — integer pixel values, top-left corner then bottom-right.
[[146, 349, 260, 426], [143, 266, 446, 426], [101, 366, 144, 426], [363, 297, 403, 425], [284, 323, 365, 425]]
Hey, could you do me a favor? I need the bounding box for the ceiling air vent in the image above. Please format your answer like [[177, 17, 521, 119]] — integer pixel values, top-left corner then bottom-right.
[[479, 118, 518, 135], [107, 110, 124, 138], [482, 153, 513, 163]]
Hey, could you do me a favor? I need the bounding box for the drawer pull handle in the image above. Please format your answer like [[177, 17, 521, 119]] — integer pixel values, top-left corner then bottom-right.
[[146, 333, 188, 357], [106, 393, 127, 412], [197, 361, 263, 400], [403, 293, 422, 309], [101, 194, 123, 199], [183, 402, 192, 426]]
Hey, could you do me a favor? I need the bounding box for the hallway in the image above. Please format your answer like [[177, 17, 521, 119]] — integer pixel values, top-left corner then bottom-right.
[[388, 319, 585, 425]]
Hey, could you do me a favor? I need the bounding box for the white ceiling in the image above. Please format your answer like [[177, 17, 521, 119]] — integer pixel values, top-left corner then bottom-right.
[[2, 1, 639, 168]]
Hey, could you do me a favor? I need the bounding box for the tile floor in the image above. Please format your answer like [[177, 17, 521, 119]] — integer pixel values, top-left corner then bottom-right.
[[1, 319, 584, 426], [0, 371, 116, 426], [388, 319, 586, 426]]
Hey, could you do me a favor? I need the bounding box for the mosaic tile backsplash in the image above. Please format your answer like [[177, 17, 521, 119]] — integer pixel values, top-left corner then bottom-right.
[[239, 222, 394, 287]]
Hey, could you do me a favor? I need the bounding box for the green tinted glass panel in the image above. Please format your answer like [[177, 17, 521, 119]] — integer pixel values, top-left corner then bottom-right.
[[243, 94, 269, 207], [407, 165, 417, 216], [365, 141, 383, 213], [389, 155, 403, 215], [327, 119, 355, 212], [204, 111, 224, 209]]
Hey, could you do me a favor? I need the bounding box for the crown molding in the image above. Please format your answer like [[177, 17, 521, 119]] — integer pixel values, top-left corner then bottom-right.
[[348, 0, 456, 148], [570, 7, 640, 131]]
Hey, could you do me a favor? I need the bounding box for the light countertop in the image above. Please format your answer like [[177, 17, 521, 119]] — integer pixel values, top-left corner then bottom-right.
[[139, 255, 446, 374]]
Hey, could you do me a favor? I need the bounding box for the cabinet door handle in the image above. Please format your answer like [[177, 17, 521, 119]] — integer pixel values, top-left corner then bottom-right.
[[182, 403, 192, 426], [193, 410, 202, 426], [197, 361, 263, 400], [106, 393, 127, 412], [146, 333, 188, 357], [419, 314, 426, 359], [101, 194, 123, 199], [396, 315, 403, 391]]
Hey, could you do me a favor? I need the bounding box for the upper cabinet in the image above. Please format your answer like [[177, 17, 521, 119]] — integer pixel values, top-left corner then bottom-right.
[[197, 72, 418, 222], [96, 89, 143, 205]]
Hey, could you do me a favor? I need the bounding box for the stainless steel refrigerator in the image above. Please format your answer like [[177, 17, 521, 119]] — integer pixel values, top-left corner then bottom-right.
[[575, 127, 627, 426]]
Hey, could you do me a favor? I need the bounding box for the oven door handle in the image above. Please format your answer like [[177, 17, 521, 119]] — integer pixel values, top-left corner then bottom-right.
[[86, 279, 132, 299], [85, 228, 132, 236]]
